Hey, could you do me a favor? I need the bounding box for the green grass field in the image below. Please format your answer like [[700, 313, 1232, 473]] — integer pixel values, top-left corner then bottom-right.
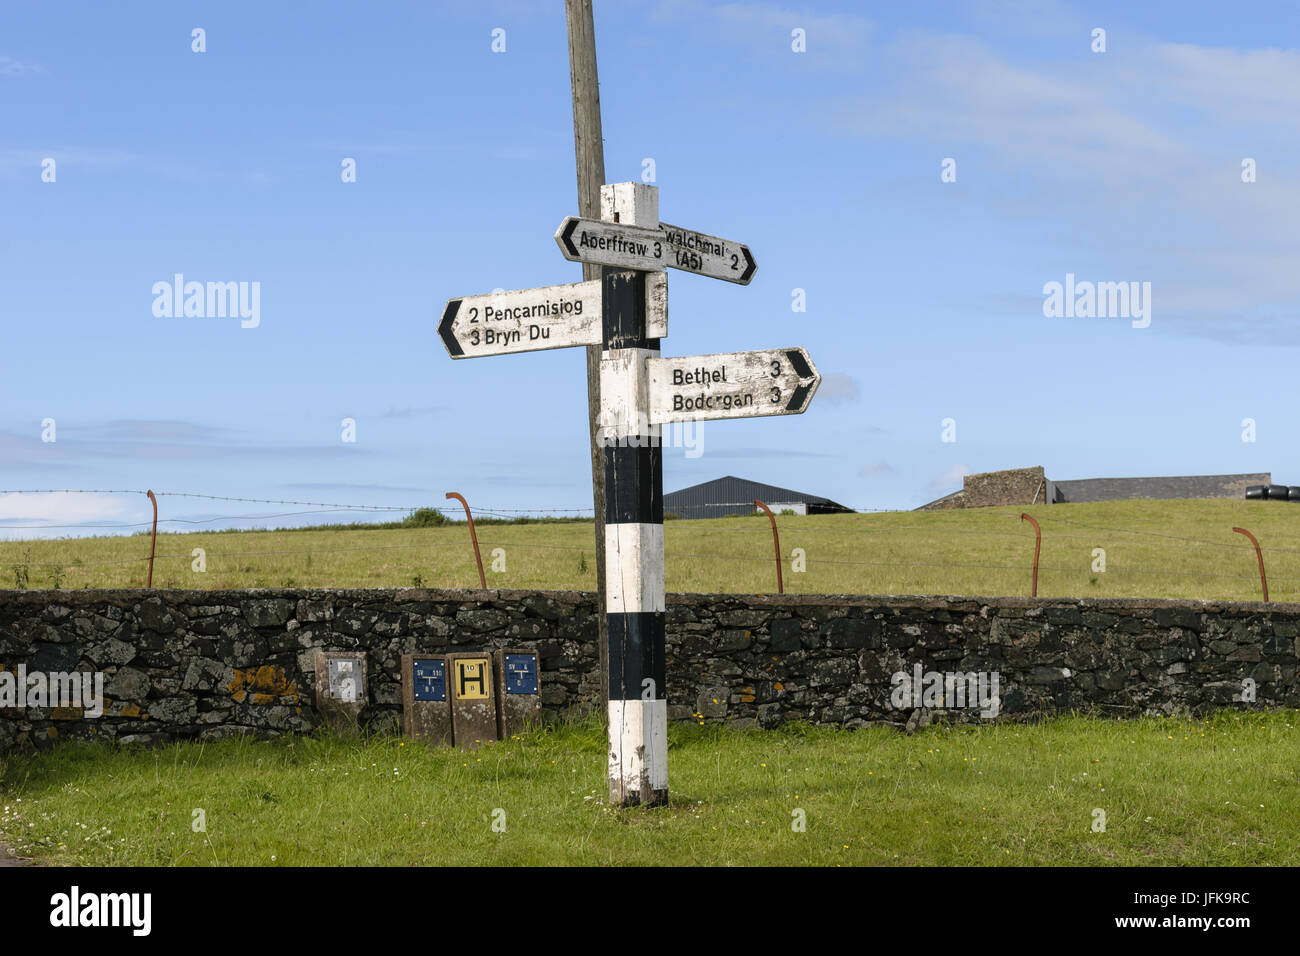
[[2, 499, 1296, 601], [2, 711, 1296, 866]]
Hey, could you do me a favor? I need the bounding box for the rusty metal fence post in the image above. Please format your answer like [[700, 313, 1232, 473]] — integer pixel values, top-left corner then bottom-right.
[[1232, 526, 1269, 602], [145, 489, 158, 588], [753, 499, 783, 595], [445, 491, 486, 589], [1020, 512, 1041, 598]]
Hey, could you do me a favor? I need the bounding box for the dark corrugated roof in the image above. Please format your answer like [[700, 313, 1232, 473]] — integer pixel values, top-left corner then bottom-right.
[[664, 475, 852, 519], [1048, 473, 1271, 503]]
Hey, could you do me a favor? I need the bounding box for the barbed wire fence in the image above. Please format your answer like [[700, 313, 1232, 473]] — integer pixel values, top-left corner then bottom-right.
[[0, 487, 1294, 600]]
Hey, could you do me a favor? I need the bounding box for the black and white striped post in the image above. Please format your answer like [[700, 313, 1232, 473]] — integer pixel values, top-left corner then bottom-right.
[[444, 180, 812, 810], [597, 182, 667, 807]]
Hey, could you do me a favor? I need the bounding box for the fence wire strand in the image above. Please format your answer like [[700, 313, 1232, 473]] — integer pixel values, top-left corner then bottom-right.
[[1, 487, 1295, 596]]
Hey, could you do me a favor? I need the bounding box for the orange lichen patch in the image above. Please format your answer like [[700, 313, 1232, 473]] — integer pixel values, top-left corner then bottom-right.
[[51, 706, 83, 720], [117, 702, 143, 718], [251, 692, 299, 705], [774, 682, 784, 692], [738, 694, 756, 703], [229, 665, 298, 704]]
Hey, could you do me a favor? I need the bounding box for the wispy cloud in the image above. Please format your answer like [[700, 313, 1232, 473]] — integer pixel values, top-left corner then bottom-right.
[[81, 420, 238, 443], [653, 0, 874, 69], [689, 446, 835, 459], [816, 373, 860, 404], [282, 482, 432, 495], [0, 55, 41, 77], [0, 491, 133, 540], [0, 146, 209, 182], [824, 28, 1300, 344], [0, 147, 139, 175], [377, 405, 444, 420], [926, 463, 970, 497], [0, 422, 375, 471]]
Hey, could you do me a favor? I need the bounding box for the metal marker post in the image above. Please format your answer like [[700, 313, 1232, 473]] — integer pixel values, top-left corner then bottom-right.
[[753, 499, 784, 595], [145, 489, 158, 588], [598, 182, 667, 807]]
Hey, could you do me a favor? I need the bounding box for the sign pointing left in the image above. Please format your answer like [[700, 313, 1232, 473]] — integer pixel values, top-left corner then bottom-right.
[[555, 216, 757, 284], [439, 275, 667, 359], [439, 280, 601, 359]]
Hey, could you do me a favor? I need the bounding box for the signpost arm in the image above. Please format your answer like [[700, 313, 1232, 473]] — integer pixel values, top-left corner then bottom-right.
[[599, 182, 667, 807], [564, 0, 611, 708]]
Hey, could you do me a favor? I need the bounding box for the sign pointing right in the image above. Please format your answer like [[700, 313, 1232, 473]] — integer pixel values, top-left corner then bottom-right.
[[646, 347, 820, 424]]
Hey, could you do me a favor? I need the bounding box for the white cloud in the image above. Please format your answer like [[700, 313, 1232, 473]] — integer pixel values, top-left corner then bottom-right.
[[1146, 43, 1300, 117], [823, 29, 1300, 343], [0, 492, 135, 539], [0, 56, 41, 77], [653, 0, 874, 68], [927, 464, 970, 496], [817, 372, 860, 404]]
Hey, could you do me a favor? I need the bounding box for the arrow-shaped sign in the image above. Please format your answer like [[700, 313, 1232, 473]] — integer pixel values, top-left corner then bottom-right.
[[555, 217, 756, 285], [646, 347, 819, 424], [439, 275, 667, 359]]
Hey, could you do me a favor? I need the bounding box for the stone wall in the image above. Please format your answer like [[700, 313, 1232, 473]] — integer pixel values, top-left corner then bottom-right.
[[1, 588, 1296, 749], [921, 466, 1047, 510]]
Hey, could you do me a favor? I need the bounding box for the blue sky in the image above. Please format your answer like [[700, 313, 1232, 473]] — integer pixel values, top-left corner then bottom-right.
[[2, 0, 1297, 536]]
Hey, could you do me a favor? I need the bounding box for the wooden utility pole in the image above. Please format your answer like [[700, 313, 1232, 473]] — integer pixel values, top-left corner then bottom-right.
[[565, 0, 609, 705]]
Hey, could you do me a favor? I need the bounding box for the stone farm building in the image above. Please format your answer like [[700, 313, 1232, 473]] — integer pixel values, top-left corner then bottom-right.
[[918, 466, 1272, 510]]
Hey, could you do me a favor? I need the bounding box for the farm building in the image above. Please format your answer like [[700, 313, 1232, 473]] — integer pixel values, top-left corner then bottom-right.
[[919, 466, 1273, 510], [664, 476, 853, 520]]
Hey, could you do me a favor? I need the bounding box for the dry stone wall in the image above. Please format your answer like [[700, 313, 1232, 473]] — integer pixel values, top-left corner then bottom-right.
[[1, 588, 1296, 749]]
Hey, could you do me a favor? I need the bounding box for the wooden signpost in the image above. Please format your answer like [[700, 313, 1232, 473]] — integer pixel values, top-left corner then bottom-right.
[[438, 181, 820, 806]]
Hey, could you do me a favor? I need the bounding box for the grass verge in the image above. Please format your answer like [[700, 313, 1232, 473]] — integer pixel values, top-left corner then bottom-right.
[[1, 710, 1296, 866]]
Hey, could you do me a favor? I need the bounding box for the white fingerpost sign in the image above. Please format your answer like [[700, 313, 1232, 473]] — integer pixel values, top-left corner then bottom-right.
[[646, 348, 820, 424], [554, 216, 757, 284], [439, 275, 666, 359]]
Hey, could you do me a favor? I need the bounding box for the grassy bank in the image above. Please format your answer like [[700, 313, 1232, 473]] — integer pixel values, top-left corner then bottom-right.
[[1, 499, 1297, 600]]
